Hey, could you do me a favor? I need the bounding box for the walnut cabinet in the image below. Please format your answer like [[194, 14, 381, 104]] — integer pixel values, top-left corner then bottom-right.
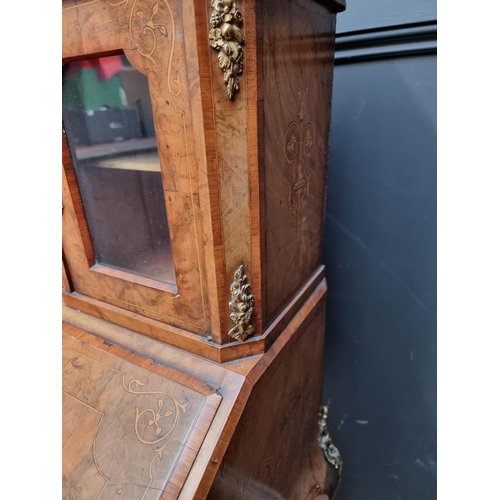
[[62, 0, 345, 498]]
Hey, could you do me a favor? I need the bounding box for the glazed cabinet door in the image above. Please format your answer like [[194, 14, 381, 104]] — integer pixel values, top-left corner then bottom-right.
[[62, 0, 213, 337]]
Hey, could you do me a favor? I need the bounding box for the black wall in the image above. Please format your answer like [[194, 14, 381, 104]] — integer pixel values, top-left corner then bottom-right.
[[322, 3, 437, 499]]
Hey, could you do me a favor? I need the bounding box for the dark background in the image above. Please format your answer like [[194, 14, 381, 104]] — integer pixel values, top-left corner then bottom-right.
[[322, 1, 437, 498]]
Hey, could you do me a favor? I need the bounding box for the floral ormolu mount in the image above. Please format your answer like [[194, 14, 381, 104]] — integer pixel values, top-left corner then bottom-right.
[[228, 265, 254, 342], [209, 0, 245, 100], [319, 406, 343, 475]]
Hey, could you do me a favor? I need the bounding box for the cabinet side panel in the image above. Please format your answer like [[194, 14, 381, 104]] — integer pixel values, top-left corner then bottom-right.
[[263, 0, 336, 325]]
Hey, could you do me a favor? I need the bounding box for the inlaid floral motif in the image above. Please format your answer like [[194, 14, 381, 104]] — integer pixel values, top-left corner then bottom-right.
[[284, 87, 315, 225], [124, 378, 188, 477], [136, 3, 167, 37]]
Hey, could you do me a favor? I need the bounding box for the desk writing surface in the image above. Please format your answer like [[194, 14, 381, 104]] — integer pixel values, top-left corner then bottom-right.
[[62, 331, 222, 500]]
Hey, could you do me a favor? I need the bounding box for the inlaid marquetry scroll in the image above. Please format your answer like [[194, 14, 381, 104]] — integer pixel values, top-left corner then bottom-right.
[[318, 406, 343, 474], [228, 265, 254, 342], [209, 0, 245, 100], [120, 0, 168, 66], [285, 87, 315, 225], [62, 332, 221, 499]]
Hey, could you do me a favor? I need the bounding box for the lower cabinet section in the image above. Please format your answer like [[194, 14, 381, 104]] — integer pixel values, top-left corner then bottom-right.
[[207, 292, 341, 500], [62, 278, 342, 499]]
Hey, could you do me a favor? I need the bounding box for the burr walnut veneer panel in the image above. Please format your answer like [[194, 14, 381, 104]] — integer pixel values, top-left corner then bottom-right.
[[62, 329, 221, 499], [263, 0, 336, 325], [62, 0, 224, 341]]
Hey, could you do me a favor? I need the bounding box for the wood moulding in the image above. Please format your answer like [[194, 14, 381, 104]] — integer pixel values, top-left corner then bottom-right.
[[63, 266, 326, 363]]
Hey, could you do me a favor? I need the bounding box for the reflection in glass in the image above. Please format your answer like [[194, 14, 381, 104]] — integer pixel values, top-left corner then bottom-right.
[[63, 55, 175, 285]]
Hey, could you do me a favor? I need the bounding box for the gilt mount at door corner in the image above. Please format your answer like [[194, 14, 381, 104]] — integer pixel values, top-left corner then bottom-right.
[[228, 265, 254, 342], [209, 0, 244, 100]]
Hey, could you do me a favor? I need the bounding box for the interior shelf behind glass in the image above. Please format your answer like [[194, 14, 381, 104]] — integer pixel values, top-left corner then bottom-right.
[[63, 55, 176, 287]]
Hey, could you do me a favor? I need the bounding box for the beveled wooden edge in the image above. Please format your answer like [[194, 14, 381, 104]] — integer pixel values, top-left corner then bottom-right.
[[191, 0, 230, 341], [63, 291, 210, 347], [91, 264, 178, 295], [63, 325, 224, 499], [63, 265, 325, 363], [161, 393, 221, 499], [62, 135, 94, 268], [64, 325, 220, 396], [263, 265, 325, 349], [244, 0, 266, 336], [62, 257, 73, 293]]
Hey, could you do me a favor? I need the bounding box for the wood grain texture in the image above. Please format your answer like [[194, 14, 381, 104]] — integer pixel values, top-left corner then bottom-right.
[[204, 0, 253, 343], [62, 0, 340, 352], [61, 318, 248, 500], [62, 327, 221, 500], [264, 265, 325, 350], [63, 134, 94, 268], [207, 287, 339, 500], [63, 278, 340, 499], [203, 278, 340, 499], [62, 258, 73, 293], [244, 0, 266, 337], [164, 277, 335, 499], [63, 265, 326, 363], [188, 0, 262, 343], [191, 0, 230, 341], [62, 0, 216, 339], [262, 0, 337, 326], [62, 0, 344, 497]]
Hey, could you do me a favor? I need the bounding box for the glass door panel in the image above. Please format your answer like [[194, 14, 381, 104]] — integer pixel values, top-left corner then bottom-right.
[[62, 55, 175, 286]]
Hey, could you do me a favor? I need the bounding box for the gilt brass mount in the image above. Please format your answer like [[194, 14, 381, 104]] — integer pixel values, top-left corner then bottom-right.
[[209, 0, 244, 100], [319, 406, 343, 474], [228, 265, 254, 342]]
